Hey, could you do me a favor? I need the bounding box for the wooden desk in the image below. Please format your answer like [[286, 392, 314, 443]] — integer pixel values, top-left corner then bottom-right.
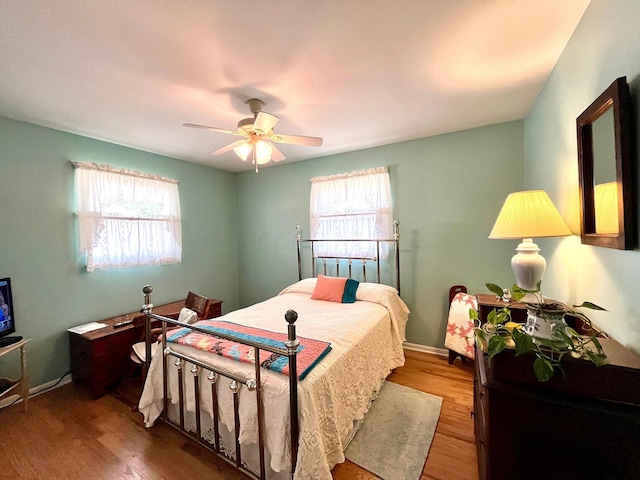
[[0, 339, 30, 411], [69, 299, 222, 398]]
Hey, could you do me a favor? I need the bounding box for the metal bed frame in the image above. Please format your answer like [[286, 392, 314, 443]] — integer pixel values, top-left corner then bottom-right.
[[296, 220, 401, 295], [141, 286, 300, 480], [140, 222, 401, 479]]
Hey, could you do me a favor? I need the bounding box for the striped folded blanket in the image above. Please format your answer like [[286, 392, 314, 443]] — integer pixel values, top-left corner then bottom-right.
[[165, 320, 332, 380]]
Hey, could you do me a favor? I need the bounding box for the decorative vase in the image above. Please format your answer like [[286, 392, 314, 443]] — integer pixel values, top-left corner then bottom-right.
[[524, 301, 568, 340]]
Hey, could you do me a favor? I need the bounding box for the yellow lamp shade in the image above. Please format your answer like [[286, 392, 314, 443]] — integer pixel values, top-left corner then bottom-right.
[[489, 190, 571, 240]]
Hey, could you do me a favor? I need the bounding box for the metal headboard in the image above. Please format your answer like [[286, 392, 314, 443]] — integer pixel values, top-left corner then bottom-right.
[[296, 220, 401, 295]]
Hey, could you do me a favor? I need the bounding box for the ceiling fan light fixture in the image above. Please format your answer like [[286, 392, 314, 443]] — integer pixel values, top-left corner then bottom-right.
[[184, 97, 323, 171], [255, 140, 273, 165], [233, 142, 252, 161]]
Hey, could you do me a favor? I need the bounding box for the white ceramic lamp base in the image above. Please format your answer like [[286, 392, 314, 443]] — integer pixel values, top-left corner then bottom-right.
[[511, 238, 546, 303]]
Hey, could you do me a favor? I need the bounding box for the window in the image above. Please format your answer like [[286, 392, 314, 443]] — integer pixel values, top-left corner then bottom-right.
[[74, 162, 182, 272], [310, 167, 393, 258]]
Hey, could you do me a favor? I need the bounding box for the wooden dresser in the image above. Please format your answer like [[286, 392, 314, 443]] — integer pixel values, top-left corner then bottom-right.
[[69, 299, 222, 398], [475, 293, 527, 324], [474, 337, 640, 480]]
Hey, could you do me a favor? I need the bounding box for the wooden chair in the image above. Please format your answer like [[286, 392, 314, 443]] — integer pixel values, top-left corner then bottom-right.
[[184, 291, 212, 319], [129, 291, 212, 375]]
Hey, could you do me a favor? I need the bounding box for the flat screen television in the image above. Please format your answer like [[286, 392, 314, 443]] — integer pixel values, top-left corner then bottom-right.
[[0, 278, 20, 347]]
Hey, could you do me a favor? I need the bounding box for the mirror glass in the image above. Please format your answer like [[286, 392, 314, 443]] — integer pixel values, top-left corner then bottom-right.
[[576, 76, 635, 249], [591, 108, 618, 234]]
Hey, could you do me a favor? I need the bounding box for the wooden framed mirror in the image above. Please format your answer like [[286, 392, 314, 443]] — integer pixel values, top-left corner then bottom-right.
[[577, 76, 635, 249]]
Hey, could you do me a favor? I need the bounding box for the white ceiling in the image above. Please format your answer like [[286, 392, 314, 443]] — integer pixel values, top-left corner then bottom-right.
[[0, 0, 590, 172]]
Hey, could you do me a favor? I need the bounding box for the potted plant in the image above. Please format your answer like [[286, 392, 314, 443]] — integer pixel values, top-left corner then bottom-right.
[[471, 282, 608, 382]]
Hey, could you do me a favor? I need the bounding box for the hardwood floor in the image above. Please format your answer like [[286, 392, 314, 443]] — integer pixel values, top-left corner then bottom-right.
[[0, 350, 478, 480], [333, 350, 478, 480]]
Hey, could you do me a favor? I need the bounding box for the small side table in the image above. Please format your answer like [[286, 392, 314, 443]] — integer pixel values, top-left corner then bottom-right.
[[0, 338, 30, 412]]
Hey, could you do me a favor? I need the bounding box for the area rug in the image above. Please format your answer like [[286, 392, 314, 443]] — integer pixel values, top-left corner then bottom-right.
[[344, 382, 443, 480]]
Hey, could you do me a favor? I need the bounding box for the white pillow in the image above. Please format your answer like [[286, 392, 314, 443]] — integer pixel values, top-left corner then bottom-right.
[[355, 282, 399, 300], [278, 278, 317, 296], [177, 307, 198, 324]]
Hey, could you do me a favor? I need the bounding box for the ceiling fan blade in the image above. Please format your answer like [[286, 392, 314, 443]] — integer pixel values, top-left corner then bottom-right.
[[183, 123, 245, 137], [270, 143, 286, 162], [210, 140, 248, 156], [253, 112, 279, 134], [270, 133, 323, 147]]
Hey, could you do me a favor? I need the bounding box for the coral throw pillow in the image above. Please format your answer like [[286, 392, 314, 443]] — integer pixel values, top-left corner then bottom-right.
[[311, 275, 347, 302]]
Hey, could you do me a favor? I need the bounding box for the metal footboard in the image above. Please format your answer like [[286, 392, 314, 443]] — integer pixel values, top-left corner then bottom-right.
[[141, 286, 300, 480]]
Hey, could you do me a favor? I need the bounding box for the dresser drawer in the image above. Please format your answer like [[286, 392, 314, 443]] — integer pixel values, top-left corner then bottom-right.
[[90, 337, 111, 356], [69, 335, 92, 381]]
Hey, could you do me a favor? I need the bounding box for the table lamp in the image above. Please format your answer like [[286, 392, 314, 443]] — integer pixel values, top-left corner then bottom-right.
[[489, 190, 571, 302]]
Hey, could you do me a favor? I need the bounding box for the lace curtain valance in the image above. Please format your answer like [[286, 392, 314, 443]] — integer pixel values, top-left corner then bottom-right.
[[310, 167, 393, 258], [74, 162, 182, 272]]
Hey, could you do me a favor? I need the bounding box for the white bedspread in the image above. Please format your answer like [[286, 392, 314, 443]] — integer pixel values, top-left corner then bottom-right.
[[138, 279, 409, 479]]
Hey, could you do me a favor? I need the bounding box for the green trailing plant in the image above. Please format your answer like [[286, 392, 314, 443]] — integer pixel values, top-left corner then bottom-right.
[[471, 282, 608, 382]]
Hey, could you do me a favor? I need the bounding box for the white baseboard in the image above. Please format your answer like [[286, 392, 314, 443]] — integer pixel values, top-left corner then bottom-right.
[[0, 373, 73, 409], [403, 342, 448, 357]]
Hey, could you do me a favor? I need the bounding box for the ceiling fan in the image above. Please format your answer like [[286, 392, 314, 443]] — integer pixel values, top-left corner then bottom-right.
[[184, 99, 323, 171]]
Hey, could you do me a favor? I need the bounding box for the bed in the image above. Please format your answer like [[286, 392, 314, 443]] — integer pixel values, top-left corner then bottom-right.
[[137, 222, 408, 479]]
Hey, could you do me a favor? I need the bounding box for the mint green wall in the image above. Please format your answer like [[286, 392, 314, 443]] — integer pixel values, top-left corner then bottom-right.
[[0, 102, 527, 387], [0, 116, 239, 386], [236, 121, 524, 348], [525, 0, 640, 351]]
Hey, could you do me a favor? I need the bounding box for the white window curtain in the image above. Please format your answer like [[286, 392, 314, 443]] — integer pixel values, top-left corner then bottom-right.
[[310, 167, 393, 258], [74, 162, 182, 272]]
